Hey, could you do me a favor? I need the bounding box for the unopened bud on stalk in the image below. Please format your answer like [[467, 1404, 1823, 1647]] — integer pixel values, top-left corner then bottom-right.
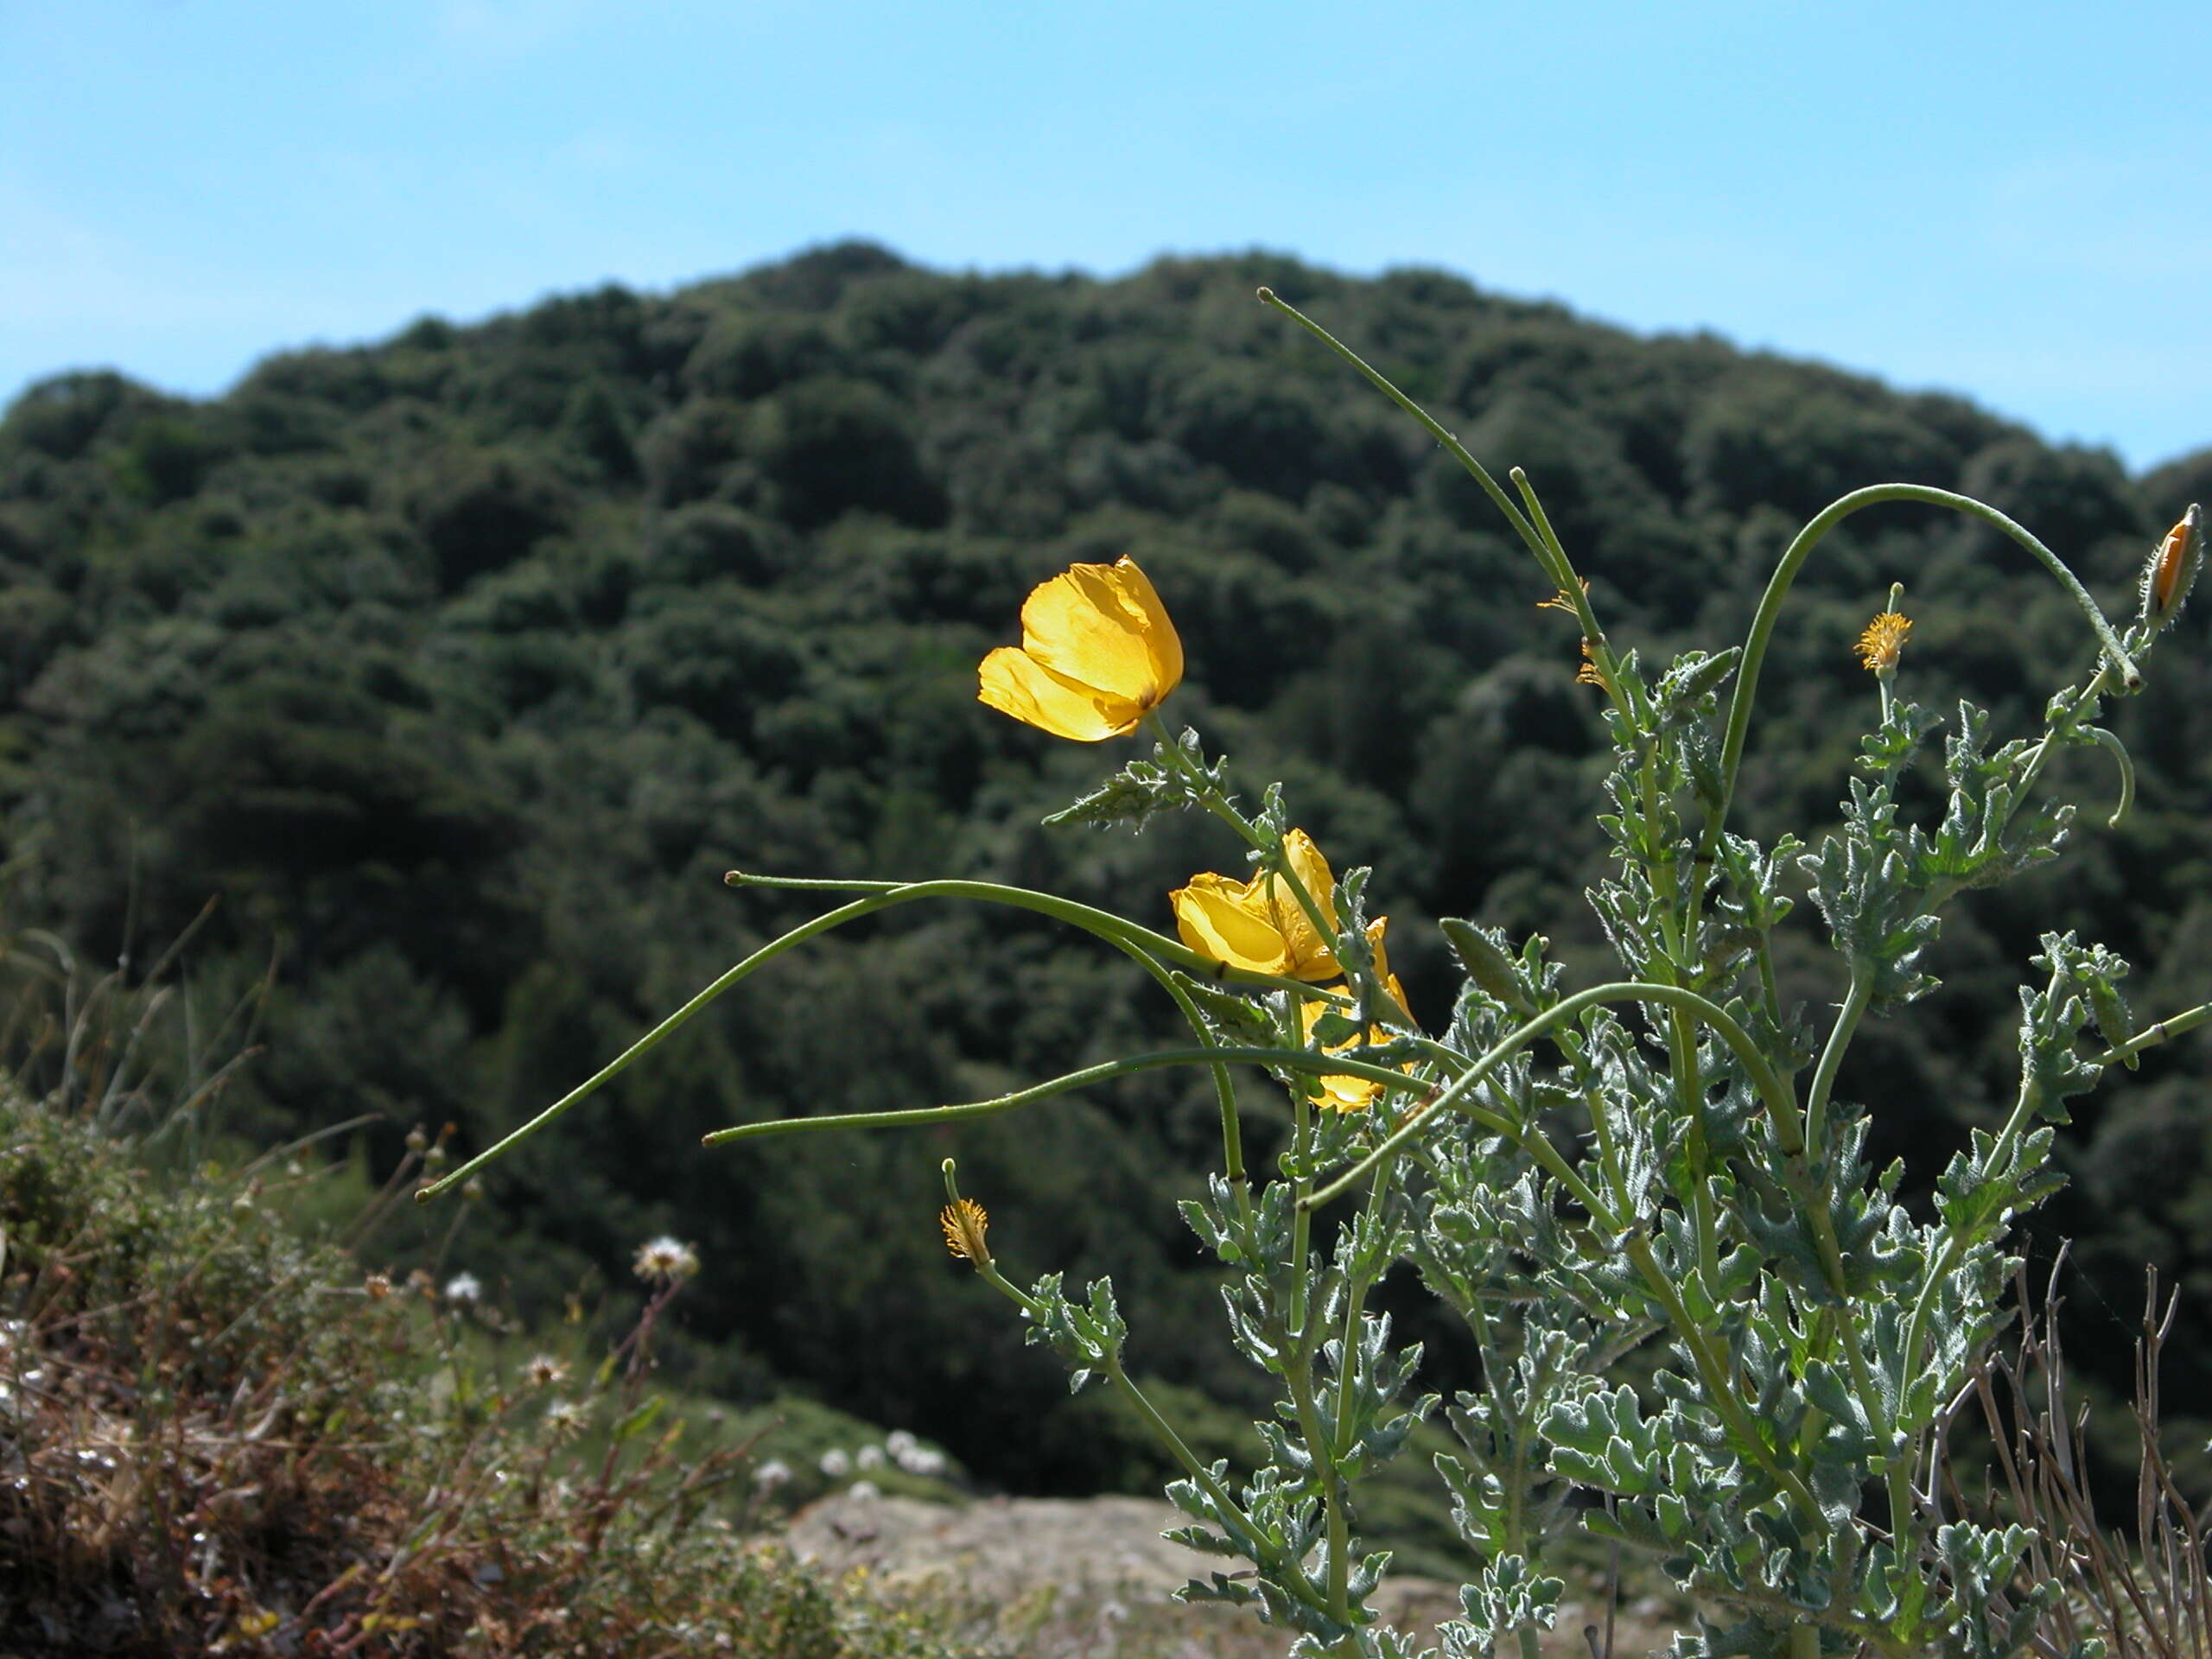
[[1440, 918, 1537, 1017], [2141, 505, 2202, 632]]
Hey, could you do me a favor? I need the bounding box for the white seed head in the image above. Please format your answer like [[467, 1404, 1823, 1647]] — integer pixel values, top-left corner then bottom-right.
[[632, 1235, 701, 1282]]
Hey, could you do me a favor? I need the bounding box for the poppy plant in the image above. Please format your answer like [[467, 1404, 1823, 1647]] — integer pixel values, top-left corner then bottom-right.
[[976, 556, 1183, 741]]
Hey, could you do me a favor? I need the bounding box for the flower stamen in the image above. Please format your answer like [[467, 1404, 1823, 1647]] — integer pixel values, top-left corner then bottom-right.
[[1855, 610, 1912, 676], [940, 1198, 991, 1266]]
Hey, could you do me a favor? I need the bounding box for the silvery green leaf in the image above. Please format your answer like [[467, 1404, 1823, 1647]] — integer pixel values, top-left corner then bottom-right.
[[1170, 970, 1283, 1044], [1442, 1554, 1563, 1658]]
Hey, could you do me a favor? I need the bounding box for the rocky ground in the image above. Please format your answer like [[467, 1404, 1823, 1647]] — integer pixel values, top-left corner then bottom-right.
[[784, 1493, 1683, 1659]]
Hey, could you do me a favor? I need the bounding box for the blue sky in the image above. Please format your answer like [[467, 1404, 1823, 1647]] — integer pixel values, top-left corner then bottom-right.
[[3, 1, 2207, 471]]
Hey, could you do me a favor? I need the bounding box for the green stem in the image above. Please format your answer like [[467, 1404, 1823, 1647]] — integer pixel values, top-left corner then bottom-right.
[[1995, 664, 2119, 836], [1891, 1063, 2051, 1524], [1579, 1074, 1629, 1217], [1079, 900, 1253, 1204], [1330, 1166, 1389, 1464], [1275, 1043, 1344, 1632], [2089, 1000, 2212, 1068], [1510, 465, 1632, 728], [1141, 712, 1274, 851], [1805, 966, 1873, 1157], [1706, 484, 2139, 857], [944, 1173, 1324, 1618], [1755, 933, 1786, 1033], [418, 874, 1313, 1199], [1914, 664, 2119, 919], [2084, 727, 2135, 830], [1101, 1356, 1235, 1522], [1622, 1230, 1827, 1524], [1102, 1350, 1344, 1626], [1287, 1020, 1316, 1336], [1277, 1068, 1353, 1630], [702, 1045, 1429, 1146], [1683, 486, 2139, 980], [1257, 288, 1552, 573], [1304, 981, 1797, 1213], [1838, 1294, 1913, 1551], [740, 869, 1340, 999], [1512, 471, 1724, 1291]]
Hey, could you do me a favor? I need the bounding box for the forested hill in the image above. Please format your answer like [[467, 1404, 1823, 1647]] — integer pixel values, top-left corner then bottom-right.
[[5, 242, 2211, 1494]]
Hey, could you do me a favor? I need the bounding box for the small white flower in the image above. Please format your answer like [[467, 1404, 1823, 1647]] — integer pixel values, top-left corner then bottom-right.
[[523, 1354, 569, 1389], [632, 1235, 701, 1282], [897, 1446, 946, 1477], [442, 1272, 482, 1304], [541, 1400, 588, 1440], [855, 1444, 886, 1470], [885, 1429, 917, 1456], [818, 1448, 850, 1477], [848, 1480, 880, 1501], [753, 1459, 791, 1490]]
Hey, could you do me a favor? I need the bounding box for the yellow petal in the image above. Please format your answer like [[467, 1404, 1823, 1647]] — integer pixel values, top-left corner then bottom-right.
[[1315, 1070, 1382, 1111], [1299, 994, 1384, 1112], [1172, 874, 1293, 976], [1281, 830, 1338, 912], [1268, 830, 1341, 980], [1364, 918, 1414, 1021], [1383, 972, 1412, 1022], [1017, 558, 1182, 713], [978, 646, 1149, 741], [1107, 556, 1185, 698]]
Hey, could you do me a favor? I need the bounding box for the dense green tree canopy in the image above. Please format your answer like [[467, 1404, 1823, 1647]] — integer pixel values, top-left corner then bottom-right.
[[3, 243, 2208, 1493]]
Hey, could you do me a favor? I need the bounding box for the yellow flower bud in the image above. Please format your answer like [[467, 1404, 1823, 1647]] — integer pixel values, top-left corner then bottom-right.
[[2142, 505, 2202, 631]]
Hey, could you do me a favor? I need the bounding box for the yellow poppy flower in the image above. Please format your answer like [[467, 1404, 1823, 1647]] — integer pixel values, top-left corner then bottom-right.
[[977, 556, 1183, 741], [1171, 830, 1349, 981], [1299, 939, 1414, 1113], [1300, 997, 1407, 1112]]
